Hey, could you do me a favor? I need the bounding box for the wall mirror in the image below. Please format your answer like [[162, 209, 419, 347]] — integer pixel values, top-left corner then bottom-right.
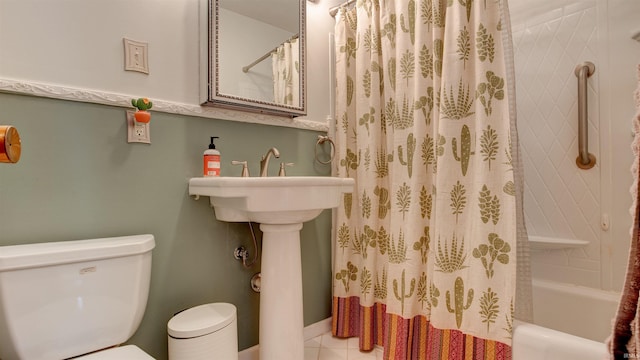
[[200, 0, 306, 117]]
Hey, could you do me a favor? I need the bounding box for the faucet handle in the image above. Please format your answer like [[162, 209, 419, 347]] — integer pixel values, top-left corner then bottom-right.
[[231, 160, 250, 177], [278, 162, 294, 177]]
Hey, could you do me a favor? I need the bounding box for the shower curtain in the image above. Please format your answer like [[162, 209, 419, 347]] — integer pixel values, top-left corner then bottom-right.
[[332, 0, 526, 358], [272, 37, 299, 106]]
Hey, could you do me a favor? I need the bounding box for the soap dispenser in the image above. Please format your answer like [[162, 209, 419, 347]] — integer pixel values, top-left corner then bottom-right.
[[203, 136, 221, 177]]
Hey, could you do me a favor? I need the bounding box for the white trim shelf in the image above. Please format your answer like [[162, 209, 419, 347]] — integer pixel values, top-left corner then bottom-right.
[[0, 77, 329, 132], [529, 235, 589, 251]]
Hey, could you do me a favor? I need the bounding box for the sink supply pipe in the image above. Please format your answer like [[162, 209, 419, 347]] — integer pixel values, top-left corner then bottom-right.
[[233, 223, 260, 269]]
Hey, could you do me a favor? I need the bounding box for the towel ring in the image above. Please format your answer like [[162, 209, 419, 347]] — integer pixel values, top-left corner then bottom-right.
[[315, 135, 335, 164]]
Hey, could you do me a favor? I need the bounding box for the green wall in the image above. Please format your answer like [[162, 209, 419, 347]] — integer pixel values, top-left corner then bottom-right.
[[0, 93, 334, 359]]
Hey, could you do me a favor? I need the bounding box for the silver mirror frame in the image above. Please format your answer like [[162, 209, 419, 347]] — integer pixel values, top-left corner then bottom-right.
[[200, 0, 307, 118]]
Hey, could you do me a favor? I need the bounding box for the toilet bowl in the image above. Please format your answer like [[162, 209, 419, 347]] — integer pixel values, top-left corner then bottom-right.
[[0, 234, 156, 360]]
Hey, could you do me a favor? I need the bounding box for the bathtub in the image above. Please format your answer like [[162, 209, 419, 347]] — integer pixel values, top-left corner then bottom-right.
[[513, 321, 608, 360], [508, 278, 619, 359], [532, 278, 620, 342]]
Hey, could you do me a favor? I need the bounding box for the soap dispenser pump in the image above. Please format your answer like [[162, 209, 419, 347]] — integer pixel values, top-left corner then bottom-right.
[[203, 136, 221, 177]]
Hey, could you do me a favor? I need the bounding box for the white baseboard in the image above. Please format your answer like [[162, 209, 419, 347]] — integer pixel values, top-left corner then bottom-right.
[[238, 317, 331, 360]]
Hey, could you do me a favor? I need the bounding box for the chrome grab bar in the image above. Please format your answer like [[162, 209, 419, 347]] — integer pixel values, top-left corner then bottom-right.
[[574, 61, 596, 170]]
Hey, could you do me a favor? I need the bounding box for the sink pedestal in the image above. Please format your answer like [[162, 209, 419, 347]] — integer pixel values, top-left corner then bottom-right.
[[259, 223, 304, 360]]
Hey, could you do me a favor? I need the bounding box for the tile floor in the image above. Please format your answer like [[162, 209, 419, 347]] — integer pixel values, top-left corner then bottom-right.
[[304, 332, 383, 360]]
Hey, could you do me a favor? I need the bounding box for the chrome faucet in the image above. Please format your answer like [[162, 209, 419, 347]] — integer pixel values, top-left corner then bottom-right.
[[259, 147, 280, 177]]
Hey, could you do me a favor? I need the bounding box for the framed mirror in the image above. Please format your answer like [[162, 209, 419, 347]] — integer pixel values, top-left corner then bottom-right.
[[200, 0, 306, 117]]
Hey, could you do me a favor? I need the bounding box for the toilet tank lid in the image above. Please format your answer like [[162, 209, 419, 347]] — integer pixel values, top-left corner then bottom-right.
[[168, 303, 237, 338], [0, 234, 155, 271]]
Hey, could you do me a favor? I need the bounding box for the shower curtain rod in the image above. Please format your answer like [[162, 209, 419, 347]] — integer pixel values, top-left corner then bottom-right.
[[329, 0, 356, 17], [242, 34, 299, 73]]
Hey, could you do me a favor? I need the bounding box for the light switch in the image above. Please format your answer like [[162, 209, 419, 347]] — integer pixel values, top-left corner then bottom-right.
[[123, 38, 149, 74]]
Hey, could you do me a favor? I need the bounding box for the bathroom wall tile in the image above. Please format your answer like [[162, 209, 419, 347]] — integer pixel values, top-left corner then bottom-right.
[[531, 261, 601, 288], [532, 249, 569, 266], [559, 87, 578, 121], [583, 237, 602, 261], [514, 0, 640, 294], [538, 162, 562, 198], [513, 0, 600, 285], [568, 252, 600, 271], [567, 173, 588, 201], [579, 192, 598, 222]]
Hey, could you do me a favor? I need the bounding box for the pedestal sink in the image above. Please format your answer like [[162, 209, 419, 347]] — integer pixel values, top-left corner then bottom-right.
[[188, 176, 354, 360]]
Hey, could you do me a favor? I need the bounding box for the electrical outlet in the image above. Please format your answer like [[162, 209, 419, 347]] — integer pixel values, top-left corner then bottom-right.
[[126, 111, 151, 144]]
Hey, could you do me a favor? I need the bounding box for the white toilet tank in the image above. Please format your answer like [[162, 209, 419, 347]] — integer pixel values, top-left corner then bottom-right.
[[0, 234, 155, 360]]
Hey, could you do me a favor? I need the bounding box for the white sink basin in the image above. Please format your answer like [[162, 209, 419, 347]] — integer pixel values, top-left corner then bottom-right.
[[188, 176, 355, 224]]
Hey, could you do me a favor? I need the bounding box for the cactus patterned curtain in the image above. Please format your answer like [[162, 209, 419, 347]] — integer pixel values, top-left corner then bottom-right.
[[333, 0, 518, 358], [272, 37, 299, 106]]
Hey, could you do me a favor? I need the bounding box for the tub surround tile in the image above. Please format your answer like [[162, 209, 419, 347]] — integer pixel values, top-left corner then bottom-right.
[[514, 0, 603, 287]]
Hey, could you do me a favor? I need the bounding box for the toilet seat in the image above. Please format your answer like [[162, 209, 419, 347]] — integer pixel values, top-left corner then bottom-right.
[[74, 345, 155, 359]]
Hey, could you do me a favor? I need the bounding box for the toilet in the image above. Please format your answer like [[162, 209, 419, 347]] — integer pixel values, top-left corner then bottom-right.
[[0, 234, 156, 360]]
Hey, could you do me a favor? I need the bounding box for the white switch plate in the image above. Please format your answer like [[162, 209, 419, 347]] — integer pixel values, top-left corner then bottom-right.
[[126, 111, 151, 144], [123, 38, 149, 74]]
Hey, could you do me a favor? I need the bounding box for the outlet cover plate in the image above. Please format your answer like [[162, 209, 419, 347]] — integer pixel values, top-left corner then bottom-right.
[[124, 38, 149, 74], [126, 110, 151, 144]]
